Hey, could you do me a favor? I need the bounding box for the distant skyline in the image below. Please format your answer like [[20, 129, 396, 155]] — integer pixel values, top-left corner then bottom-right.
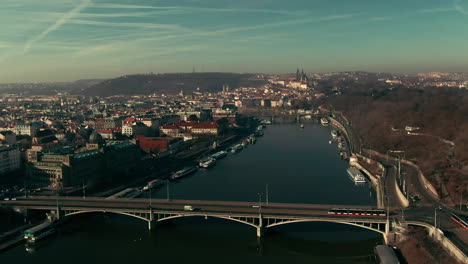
[[1, 0, 468, 82]]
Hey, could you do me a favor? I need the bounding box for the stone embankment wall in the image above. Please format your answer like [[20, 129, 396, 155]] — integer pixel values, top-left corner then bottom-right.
[[349, 158, 384, 209], [329, 117, 385, 208], [406, 222, 468, 263], [357, 153, 409, 207]]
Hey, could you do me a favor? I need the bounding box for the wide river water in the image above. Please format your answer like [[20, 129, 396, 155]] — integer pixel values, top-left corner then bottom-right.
[[1, 122, 381, 263]]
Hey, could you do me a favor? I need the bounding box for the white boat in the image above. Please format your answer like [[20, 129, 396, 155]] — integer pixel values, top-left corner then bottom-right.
[[231, 144, 243, 153], [320, 118, 329, 126], [170, 167, 198, 180], [331, 130, 338, 138], [328, 140, 332, 144], [199, 158, 216, 168], [211, 151, 227, 160], [300, 123, 304, 129], [347, 167, 366, 183], [143, 180, 163, 191]]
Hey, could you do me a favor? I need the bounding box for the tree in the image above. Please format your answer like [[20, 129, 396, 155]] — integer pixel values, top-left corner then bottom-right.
[[188, 114, 199, 122]]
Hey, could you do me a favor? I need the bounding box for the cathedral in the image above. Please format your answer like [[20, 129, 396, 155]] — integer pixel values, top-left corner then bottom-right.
[[295, 68, 309, 82]]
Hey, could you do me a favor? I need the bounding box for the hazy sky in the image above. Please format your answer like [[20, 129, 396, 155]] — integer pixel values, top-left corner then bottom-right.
[[1, 0, 468, 82]]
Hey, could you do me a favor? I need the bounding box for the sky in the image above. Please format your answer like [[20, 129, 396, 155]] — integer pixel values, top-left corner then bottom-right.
[[1, 0, 468, 82]]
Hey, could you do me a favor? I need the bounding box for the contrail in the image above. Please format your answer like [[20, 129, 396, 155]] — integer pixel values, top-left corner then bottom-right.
[[22, 0, 92, 54]]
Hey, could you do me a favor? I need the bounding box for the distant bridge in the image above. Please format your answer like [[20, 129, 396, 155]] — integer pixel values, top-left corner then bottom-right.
[[1, 196, 392, 241]]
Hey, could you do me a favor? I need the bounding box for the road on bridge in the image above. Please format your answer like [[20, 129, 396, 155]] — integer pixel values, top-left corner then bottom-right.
[[1, 196, 391, 223]]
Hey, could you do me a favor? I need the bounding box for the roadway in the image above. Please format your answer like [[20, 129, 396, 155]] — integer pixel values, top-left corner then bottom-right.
[[1, 196, 391, 223], [5, 196, 466, 253], [367, 152, 468, 256]]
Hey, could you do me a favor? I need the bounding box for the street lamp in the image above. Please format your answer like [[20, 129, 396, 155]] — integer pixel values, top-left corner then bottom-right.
[[149, 188, 152, 208], [434, 206, 442, 238], [166, 180, 170, 201], [258, 193, 262, 215], [82, 179, 86, 199], [386, 195, 390, 225], [460, 188, 464, 211]]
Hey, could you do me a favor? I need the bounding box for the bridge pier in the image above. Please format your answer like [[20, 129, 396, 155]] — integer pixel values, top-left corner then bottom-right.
[[148, 220, 157, 230], [256, 215, 265, 237], [148, 208, 156, 230], [256, 227, 265, 237]]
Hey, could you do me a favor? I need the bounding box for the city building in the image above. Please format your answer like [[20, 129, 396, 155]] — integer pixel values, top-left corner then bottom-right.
[[0, 131, 16, 144], [0, 145, 21, 175], [136, 136, 184, 154]]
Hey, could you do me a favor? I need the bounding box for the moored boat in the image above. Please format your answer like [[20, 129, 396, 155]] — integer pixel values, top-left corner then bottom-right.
[[254, 131, 264, 137], [248, 135, 257, 144], [211, 151, 227, 160], [231, 144, 243, 153], [170, 166, 198, 180], [143, 179, 163, 191], [24, 221, 55, 243], [199, 158, 216, 168], [320, 118, 329, 126], [347, 167, 366, 183], [331, 130, 338, 138]]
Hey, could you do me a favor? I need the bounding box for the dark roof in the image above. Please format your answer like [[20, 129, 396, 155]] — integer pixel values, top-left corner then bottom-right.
[[36, 130, 54, 138], [0, 131, 14, 135], [89, 132, 104, 143]]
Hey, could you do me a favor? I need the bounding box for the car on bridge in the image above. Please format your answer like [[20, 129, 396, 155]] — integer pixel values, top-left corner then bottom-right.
[[184, 205, 197, 211]]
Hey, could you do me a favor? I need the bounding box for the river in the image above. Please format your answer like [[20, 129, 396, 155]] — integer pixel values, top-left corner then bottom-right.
[[0, 122, 381, 263]]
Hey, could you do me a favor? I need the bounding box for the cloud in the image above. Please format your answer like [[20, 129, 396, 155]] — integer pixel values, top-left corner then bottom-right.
[[67, 19, 184, 31], [22, 0, 92, 54], [90, 3, 304, 16], [455, 0, 468, 15], [89, 3, 167, 9], [417, 7, 456, 13]]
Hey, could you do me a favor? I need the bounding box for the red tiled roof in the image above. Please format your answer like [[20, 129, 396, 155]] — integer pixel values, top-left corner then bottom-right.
[[161, 124, 178, 129], [124, 117, 136, 122], [98, 129, 113, 134], [192, 122, 218, 129]]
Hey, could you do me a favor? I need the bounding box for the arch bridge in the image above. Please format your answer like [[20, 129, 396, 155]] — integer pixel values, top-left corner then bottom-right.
[[1, 196, 392, 242]]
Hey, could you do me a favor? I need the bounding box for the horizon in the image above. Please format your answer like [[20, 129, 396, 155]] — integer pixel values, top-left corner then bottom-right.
[[1, 0, 468, 82]]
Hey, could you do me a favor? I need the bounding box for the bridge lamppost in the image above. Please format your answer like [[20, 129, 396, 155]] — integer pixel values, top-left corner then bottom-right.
[[149, 188, 152, 208], [258, 193, 262, 215], [166, 180, 170, 201], [82, 178, 86, 199]]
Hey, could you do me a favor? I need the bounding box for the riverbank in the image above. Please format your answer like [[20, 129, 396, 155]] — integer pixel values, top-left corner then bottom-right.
[[395, 226, 463, 264]]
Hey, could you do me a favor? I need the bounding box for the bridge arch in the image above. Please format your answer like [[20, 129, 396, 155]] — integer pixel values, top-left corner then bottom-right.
[[64, 210, 150, 223], [156, 214, 258, 229], [266, 219, 386, 235]]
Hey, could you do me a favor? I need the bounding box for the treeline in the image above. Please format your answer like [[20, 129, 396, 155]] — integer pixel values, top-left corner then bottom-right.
[[78, 73, 267, 96]]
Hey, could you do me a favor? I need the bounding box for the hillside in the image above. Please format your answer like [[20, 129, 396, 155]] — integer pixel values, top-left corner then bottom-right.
[[77, 72, 266, 96], [325, 86, 468, 204]]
